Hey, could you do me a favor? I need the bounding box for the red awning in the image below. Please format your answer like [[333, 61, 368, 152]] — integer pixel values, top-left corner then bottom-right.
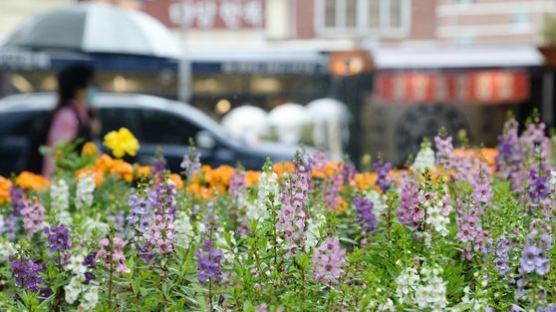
[[375, 70, 529, 104]]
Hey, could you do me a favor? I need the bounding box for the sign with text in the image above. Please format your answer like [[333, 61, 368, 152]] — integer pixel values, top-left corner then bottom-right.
[[146, 0, 265, 30], [79, 0, 265, 30]]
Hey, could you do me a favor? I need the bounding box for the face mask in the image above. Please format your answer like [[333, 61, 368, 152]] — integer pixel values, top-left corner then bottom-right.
[[86, 87, 97, 105]]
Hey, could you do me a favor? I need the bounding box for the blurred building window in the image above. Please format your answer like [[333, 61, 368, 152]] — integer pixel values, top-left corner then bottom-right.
[[325, 0, 337, 27], [389, 0, 402, 28], [346, 0, 358, 28], [368, 0, 380, 28], [317, 0, 410, 37]]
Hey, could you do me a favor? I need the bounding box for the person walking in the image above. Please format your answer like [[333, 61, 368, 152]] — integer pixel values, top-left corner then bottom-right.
[[41, 64, 99, 175]]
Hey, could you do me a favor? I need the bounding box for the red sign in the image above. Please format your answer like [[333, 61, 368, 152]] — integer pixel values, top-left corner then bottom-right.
[[144, 0, 265, 30], [79, 0, 265, 30], [375, 70, 529, 104]]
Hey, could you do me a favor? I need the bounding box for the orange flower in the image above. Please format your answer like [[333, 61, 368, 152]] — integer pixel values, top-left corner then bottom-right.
[[0, 176, 12, 204], [333, 197, 348, 214], [81, 141, 99, 157], [75, 168, 105, 187], [169, 174, 184, 189], [94, 154, 115, 172], [15, 171, 49, 191], [480, 148, 498, 169], [273, 162, 294, 177], [110, 159, 133, 182], [354, 172, 377, 191], [245, 170, 261, 186], [212, 165, 234, 187], [135, 166, 153, 180]]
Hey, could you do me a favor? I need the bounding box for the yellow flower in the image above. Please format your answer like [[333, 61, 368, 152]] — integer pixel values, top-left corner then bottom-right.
[[81, 141, 99, 157], [103, 128, 140, 158]]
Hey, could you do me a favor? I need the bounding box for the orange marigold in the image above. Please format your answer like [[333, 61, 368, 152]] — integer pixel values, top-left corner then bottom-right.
[[135, 166, 153, 180], [333, 197, 348, 214], [15, 171, 49, 191], [0, 176, 12, 204], [245, 170, 261, 186], [273, 162, 294, 177], [169, 173, 184, 189]]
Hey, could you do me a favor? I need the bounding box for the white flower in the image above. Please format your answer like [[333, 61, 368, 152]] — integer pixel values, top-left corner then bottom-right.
[[412, 145, 435, 172], [424, 195, 451, 237], [305, 212, 325, 251], [75, 174, 95, 209], [66, 254, 87, 276], [50, 179, 71, 224], [396, 264, 447, 311], [82, 217, 109, 240], [377, 298, 395, 311], [0, 240, 16, 262], [65, 275, 84, 304], [79, 284, 99, 310], [456, 286, 488, 312], [0, 215, 4, 234], [174, 211, 194, 248], [365, 190, 387, 220], [250, 171, 279, 221], [395, 267, 419, 304]]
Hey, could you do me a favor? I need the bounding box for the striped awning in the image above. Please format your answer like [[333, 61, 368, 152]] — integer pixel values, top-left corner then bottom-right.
[[375, 70, 529, 104]]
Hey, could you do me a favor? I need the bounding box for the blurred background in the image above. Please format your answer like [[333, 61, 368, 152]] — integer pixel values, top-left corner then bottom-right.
[[1, 0, 555, 173]]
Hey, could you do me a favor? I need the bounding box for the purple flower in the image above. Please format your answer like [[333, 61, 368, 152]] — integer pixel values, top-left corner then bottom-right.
[[195, 240, 223, 283], [10, 257, 45, 292], [128, 193, 150, 234], [44, 225, 71, 253], [493, 237, 511, 277], [324, 171, 342, 211], [308, 151, 327, 174], [373, 159, 392, 193], [277, 153, 309, 254], [20, 200, 45, 236], [109, 210, 126, 235], [528, 167, 551, 206], [312, 236, 345, 284], [10, 187, 26, 216], [520, 245, 540, 273], [434, 135, 454, 169], [354, 196, 376, 233], [397, 173, 423, 228], [229, 170, 246, 198], [181, 148, 201, 179], [340, 161, 356, 185], [152, 158, 167, 175]]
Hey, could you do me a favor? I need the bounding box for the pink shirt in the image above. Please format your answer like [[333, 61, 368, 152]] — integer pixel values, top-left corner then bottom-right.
[[42, 103, 90, 175]]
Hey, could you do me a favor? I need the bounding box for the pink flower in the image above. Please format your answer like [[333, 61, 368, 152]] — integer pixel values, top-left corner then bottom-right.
[[312, 236, 345, 284], [96, 237, 130, 274], [20, 200, 45, 236]]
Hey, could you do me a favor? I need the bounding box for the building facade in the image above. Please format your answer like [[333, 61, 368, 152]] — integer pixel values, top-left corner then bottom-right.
[[437, 0, 556, 45]]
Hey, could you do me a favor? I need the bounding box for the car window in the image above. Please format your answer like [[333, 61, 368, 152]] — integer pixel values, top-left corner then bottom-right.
[[98, 108, 141, 137], [0, 111, 48, 135], [139, 108, 201, 145]]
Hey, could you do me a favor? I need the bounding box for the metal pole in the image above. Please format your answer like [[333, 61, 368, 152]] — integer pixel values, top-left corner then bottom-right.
[[178, 0, 191, 102]]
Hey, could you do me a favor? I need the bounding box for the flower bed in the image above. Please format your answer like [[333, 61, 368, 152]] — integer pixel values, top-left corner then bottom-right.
[[0, 118, 555, 311]]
